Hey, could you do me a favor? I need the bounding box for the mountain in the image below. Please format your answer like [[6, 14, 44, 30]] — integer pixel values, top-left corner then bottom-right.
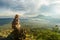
[[29, 15, 60, 24], [0, 18, 55, 29]]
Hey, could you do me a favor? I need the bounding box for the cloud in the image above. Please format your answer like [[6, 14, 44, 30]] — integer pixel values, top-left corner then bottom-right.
[[0, 8, 24, 18], [0, 0, 43, 17], [0, 0, 51, 13], [0, 0, 58, 15], [0, 0, 60, 24], [40, 3, 60, 18]]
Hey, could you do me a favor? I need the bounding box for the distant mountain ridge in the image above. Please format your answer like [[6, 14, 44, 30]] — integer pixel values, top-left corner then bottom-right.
[[0, 18, 29, 26], [0, 18, 56, 28]]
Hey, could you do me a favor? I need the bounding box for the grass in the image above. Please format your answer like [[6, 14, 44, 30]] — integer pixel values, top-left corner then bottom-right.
[[0, 23, 60, 40]]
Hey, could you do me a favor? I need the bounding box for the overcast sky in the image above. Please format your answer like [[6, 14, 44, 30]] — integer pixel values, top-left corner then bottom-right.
[[0, 0, 60, 24]]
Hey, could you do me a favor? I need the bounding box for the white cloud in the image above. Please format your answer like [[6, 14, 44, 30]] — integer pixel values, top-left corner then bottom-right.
[[0, 0, 60, 19], [0, 9, 24, 18], [1, 0, 60, 24], [48, 4, 60, 18]]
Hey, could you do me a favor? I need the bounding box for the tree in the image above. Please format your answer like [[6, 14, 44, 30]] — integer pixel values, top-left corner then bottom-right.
[[53, 25, 59, 32]]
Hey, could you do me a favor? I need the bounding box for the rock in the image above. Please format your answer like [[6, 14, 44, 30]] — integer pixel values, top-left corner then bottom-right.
[[11, 14, 26, 40]]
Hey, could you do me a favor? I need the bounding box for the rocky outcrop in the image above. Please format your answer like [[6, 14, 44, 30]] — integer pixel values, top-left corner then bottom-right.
[[12, 14, 21, 31], [11, 14, 26, 40]]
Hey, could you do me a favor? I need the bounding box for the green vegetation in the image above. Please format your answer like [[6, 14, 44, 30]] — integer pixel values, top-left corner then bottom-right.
[[0, 24, 60, 40], [30, 28, 60, 40]]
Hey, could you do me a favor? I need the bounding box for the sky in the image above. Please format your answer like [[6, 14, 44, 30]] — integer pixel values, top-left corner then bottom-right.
[[0, 0, 60, 24]]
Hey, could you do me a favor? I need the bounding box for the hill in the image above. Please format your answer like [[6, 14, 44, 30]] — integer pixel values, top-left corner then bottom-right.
[[0, 18, 55, 29]]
